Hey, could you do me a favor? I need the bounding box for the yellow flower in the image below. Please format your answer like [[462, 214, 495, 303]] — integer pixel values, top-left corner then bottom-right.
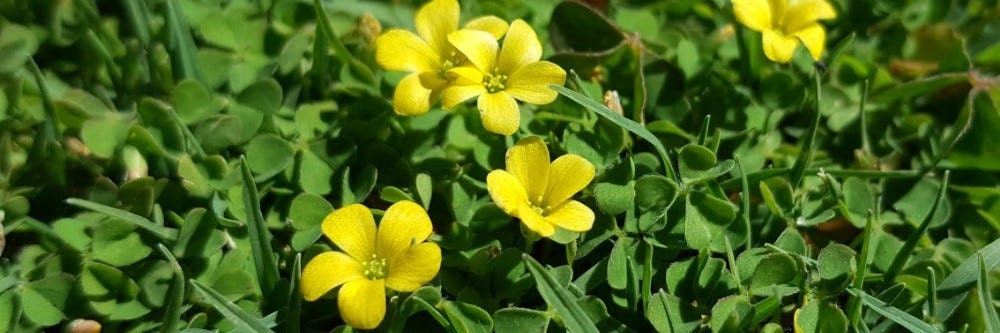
[[300, 201, 441, 330], [486, 136, 596, 238], [375, 0, 508, 116], [442, 20, 567, 135], [732, 0, 837, 63]]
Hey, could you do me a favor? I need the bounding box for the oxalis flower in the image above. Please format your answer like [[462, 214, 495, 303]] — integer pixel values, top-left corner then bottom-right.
[[487, 136, 595, 238], [375, 0, 508, 116], [300, 201, 441, 330], [733, 0, 837, 63], [442, 20, 567, 135]]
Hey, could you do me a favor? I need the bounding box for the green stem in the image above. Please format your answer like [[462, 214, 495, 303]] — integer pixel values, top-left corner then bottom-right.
[[859, 79, 871, 153], [790, 71, 824, 188]]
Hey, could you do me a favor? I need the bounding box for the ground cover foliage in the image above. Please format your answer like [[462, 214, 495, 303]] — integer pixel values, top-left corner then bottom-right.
[[1, 0, 1000, 332]]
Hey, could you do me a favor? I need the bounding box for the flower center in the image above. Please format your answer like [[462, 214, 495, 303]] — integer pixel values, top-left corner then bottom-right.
[[483, 71, 508, 93], [362, 254, 388, 280]]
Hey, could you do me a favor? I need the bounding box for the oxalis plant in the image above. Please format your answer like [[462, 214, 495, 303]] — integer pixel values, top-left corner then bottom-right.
[[0, 0, 998, 332]]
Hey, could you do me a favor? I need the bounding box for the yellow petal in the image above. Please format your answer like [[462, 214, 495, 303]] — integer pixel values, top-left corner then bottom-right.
[[477, 92, 520, 135], [375, 29, 440, 73], [414, 0, 459, 55], [442, 84, 486, 109], [448, 29, 499, 72], [376, 200, 433, 262], [463, 16, 509, 39], [337, 278, 386, 330], [783, 0, 836, 32], [544, 200, 595, 232], [322, 204, 376, 262], [542, 154, 595, 208], [761, 29, 799, 63], [486, 169, 532, 217], [506, 61, 566, 105], [505, 136, 550, 203], [791, 23, 826, 61], [385, 242, 441, 292], [732, 0, 772, 31], [301, 251, 363, 301], [521, 209, 557, 237], [497, 19, 542, 74], [393, 73, 433, 116]]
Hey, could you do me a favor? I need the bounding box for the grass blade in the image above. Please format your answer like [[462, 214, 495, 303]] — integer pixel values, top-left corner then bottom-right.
[[848, 289, 938, 333], [978, 254, 1000, 332], [937, 237, 1000, 321], [848, 211, 875, 327], [240, 156, 280, 297], [157, 244, 185, 333], [884, 171, 950, 284], [789, 72, 823, 187], [551, 84, 676, 181], [285, 254, 302, 333], [66, 198, 177, 241], [190, 280, 274, 332], [164, 0, 202, 82], [522, 253, 600, 333]]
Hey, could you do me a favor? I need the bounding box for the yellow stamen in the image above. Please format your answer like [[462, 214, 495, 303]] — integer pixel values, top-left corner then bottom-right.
[[483, 71, 508, 93], [362, 254, 388, 280]]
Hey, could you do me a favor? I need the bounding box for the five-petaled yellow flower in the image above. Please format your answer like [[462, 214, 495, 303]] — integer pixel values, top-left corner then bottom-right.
[[375, 0, 508, 116], [733, 0, 837, 63], [301, 201, 441, 330], [443, 20, 567, 136], [487, 137, 595, 238]]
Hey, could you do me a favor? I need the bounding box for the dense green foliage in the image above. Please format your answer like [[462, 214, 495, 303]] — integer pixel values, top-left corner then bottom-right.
[[1, 0, 999, 332]]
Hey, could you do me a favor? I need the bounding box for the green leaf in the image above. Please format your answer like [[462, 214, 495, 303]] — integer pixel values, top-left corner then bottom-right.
[[978, 254, 1000, 332], [164, 0, 202, 82], [841, 177, 874, 227], [884, 171, 950, 284], [893, 177, 952, 229], [81, 115, 132, 159], [816, 243, 856, 295], [522, 254, 600, 333], [608, 237, 637, 290], [709, 296, 754, 333], [684, 191, 737, 252], [870, 73, 965, 104], [0, 289, 20, 333], [415, 173, 433, 210], [237, 79, 283, 114], [749, 253, 800, 296], [849, 289, 938, 333], [442, 301, 493, 333], [157, 244, 185, 333], [646, 290, 699, 333], [239, 156, 280, 297], [173, 79, 220, 124], [635, 174, 679, 212], [289, 193, 333, 251], [66, 198, 177, 241], [493, 308, 550, 333], [774, 228, 808, 257], [938, 237, 1000, 320], [0, 23, 38, 75], [759, 178, 793, 217], [21, 274, 73, 327], [793, 300, 848, 333], [549, 1, 624, 53], [246, 134, 295, 180], [190, 280, 274, 332], [594, 182, 635, 215], [172, 208, 222, 258], [92, 218, 154, 267], [553, 85, 675, 179], [299, 148, 336, 195]]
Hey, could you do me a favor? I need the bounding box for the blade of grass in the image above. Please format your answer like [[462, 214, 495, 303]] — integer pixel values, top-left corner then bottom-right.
[[240, 156, 280, 297], [978, 254, 1000, 332], [847, 211, 875, 328], [926, 267, 938, 323], [937, 238, 1000, 321], [313, 0, 375, 84], [859, 79, 871, 153], [164, 0, 202, 83], [883, 171, 950, 284], [522, 253, 600, 333], [734, 154, 752, 250], [190, 280, 274, 332], [848, 288, 939, 333], [552, 84, 676, 181], [789, 72, 824, 188], [157, 244, 185, 333], [285, 254, 302, 333], [66, 198, 177, 241]]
